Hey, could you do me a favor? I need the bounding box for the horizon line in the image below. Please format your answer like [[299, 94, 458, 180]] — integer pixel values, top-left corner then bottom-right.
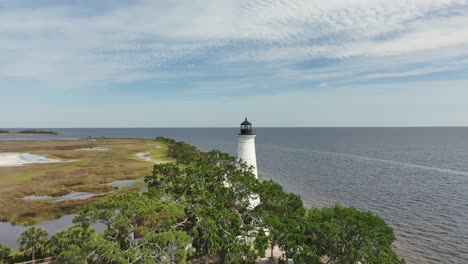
[[2, 126, 468, 129]]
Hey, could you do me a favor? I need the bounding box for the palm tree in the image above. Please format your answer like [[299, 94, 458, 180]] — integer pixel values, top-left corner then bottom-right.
[[0, 243, 11, 263], [17, 226, 49, 260]]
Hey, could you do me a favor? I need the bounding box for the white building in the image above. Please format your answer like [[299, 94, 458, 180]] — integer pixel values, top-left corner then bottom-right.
[[237, 118, 260, 209], [237, 118, 258, 178]]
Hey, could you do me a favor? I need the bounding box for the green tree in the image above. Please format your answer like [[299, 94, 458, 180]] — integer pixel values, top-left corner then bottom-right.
[[74, 192, 191, 263], [17, 226, 49, 261], [52, 230, 126, 264], [155, 137, 201, 165], [145, 163, 181, 190], [253, 228, 269, 259], [255, 180, 307, 262], [301, 205, 404, 264], [146, 150, 264, 263], [0, 243, 11, 264], [55, 245, 87, 264], [47, 223, 97, 263]]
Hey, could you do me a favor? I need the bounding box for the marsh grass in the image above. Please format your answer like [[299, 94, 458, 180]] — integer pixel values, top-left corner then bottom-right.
[[0, 138, 173, 225]]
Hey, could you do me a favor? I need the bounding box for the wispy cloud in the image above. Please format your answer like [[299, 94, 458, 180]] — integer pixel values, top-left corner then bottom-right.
[[1, 0, 468, 126], [1, 1, 467, 83]]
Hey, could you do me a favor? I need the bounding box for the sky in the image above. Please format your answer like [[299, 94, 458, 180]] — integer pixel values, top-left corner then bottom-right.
[[1, 0, 468, 127]]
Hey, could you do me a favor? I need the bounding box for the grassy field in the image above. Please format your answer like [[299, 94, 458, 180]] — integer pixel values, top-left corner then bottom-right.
[[0, 138, 173, 225]]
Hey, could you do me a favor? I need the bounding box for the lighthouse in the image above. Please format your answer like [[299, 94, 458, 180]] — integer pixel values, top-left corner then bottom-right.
[[237, 118, 258, 179]]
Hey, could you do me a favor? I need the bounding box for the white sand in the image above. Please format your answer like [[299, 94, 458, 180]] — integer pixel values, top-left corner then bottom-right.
[[0, 153, 62, 167], [75, 147, 110, 151], [55, 192, 101, 202], [23, 195, 54, 200], [136, 152, 154, 162], [23, 192, 105, 202], [105, 179, 143, 188], [135, 152, 166, 164]]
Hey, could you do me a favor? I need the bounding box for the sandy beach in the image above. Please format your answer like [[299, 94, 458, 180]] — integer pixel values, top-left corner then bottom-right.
[[0, 153, 61, 167]]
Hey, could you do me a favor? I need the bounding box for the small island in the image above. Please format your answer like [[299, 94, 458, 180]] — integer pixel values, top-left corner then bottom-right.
[[0, 130, 58, 136], [17, 130, 58, 135]]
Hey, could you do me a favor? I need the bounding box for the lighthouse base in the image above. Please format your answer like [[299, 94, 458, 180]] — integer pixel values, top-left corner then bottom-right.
[[237, 134, 257, 178]]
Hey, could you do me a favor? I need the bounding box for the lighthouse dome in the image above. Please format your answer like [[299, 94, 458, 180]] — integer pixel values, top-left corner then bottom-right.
[[240, 118, 254, 135], [241, 118, 252, 126]]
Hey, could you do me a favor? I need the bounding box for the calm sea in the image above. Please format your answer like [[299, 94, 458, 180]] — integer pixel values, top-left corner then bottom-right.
[[1, 127, 468, 263]]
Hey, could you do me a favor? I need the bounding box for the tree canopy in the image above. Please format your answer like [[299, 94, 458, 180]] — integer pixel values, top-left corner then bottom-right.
[[1, 138, 404, 264], [17, 226, 49, 260], [254, 180, 307, 262], [145, 149, 266, 263], [0, 243, 11, 263], [72, 192, 192, 264], [299, 205, 404, 264]]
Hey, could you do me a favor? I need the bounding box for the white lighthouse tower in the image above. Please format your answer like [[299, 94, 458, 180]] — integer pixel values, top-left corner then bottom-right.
[[237, 118, 258, 179]]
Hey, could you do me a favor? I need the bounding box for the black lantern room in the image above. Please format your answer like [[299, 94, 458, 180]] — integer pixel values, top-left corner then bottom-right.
[[239, 118, 254, 135]]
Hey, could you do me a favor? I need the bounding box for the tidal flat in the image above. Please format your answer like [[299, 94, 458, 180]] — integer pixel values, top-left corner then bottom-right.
[[0, 138, 172, 225]]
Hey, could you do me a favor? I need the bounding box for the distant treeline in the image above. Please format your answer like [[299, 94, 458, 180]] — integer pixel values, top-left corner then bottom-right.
[[0, 129, 58, 135], [17, 130, 58, 135], [155, 136, 201, 164]]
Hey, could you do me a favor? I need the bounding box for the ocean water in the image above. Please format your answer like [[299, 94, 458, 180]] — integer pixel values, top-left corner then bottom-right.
[[1, 127, 468, 263]]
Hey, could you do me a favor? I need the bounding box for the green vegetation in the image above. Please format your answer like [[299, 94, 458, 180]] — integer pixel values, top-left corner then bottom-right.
[[255, 180, 305, 262], [0, 138, 173, 225], [0, 244, 11, 263], [1, 138, 404, 263], [146, 150, 265, 263], [155, 136, 202, 164], [17, 226, 49, 261], [0, 129, 57, 135], [299, 205, 404, 264], [17, 130, 58, 135]]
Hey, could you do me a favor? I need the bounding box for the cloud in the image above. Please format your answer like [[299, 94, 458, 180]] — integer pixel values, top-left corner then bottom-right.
[[0, 0, 467, 94]]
